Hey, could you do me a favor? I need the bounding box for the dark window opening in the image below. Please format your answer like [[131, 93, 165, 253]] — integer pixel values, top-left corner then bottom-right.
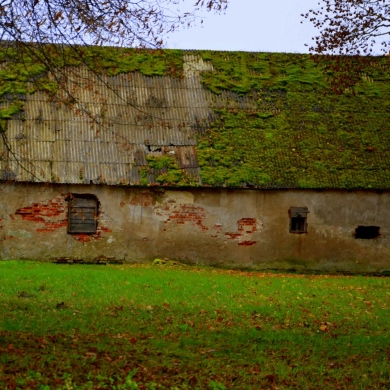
[[67, 194, 98, 234], [289, 207, 309, 233], [354, 226, 380, 239], [291, 217, 305, 232]]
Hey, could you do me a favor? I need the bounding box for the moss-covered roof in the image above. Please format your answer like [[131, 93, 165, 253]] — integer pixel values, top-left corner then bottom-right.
[[0, 47, 390, 189]]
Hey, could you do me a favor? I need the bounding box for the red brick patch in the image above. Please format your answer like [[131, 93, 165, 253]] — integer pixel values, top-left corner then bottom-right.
[[71, 227, 108, 243], [72, 234, 93, 243], [167, 205, 208, 231], [237, 218, 258, 233], [225, 233, 242, 239], [225, 218, 260, 246], [238, 241, 257, 247], [100, 226, 112, 233], [15, 196, 67, 232]]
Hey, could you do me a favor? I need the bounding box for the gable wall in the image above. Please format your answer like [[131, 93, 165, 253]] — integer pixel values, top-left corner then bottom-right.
[[1, 182, 390, 273]]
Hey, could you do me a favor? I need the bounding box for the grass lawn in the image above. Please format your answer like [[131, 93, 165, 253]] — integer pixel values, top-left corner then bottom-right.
[[0, 261, 390, 389]]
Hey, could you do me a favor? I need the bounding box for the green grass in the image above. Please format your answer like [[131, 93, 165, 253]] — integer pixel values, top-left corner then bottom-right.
[[1, 261, 390, 389]]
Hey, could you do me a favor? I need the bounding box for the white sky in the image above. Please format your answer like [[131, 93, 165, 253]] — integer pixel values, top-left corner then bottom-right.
[[165, 0, 321, 53]]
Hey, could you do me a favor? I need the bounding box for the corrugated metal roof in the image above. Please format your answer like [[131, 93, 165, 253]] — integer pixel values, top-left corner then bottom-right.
[[1, 54, 227, 185], [3, 50, 388, 189]]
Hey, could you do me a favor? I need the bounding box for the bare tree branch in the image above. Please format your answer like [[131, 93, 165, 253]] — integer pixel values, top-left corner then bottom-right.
[[0, 0, 228, 182], [302, 0, 390, 94], [303, 0, 390, 55]]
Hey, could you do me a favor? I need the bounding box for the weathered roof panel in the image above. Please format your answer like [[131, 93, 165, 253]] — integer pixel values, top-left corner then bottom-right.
[[2, 50, 390, 188]]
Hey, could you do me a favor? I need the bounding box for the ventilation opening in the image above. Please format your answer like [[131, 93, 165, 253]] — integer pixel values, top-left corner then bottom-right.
[[354, 226, 380, 239]]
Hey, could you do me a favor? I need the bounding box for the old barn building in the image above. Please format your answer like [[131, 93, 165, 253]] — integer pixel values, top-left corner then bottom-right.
[[1, 49, 390, 272]]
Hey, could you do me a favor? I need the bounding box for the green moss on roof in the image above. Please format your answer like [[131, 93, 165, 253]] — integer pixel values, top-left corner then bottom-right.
[[1, 46, 390, 189], [140, 155, 199, 187], [199, 51, 330, 95], [194, 51, 390, 189], [197, 100, 390, 189], [0, 46, 184, 120]]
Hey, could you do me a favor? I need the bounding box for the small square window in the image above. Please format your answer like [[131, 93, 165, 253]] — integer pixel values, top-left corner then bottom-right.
[[68, 194, 98, 234], [289, 207, 309, 234]]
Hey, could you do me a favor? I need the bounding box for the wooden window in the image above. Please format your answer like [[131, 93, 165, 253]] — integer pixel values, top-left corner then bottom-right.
[[68, 195, 98, 234], [289, 207, 309, 233]]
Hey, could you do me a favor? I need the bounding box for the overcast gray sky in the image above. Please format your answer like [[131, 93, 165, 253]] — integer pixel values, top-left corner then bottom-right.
[[165, 0, 320, 53]]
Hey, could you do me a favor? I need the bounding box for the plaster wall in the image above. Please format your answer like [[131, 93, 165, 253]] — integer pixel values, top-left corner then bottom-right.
[[1, 182, 390, 273]]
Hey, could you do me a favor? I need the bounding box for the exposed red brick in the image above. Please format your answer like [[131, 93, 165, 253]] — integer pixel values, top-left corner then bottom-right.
[[154, 199, 208, 232], [72, 228, 106, 243], [45, 221, 68, 229], [100, 226, 112, 232], [37, 228, 56, 232], [72, 234, 92, 243], [15, 196, 68, 232], [225, 218, 260, 246], [238, 241, 257, 247], [225, 233, 241, 239], [238, 218, 258, 233]]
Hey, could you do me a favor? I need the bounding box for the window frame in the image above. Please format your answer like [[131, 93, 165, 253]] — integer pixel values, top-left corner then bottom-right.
[[289, 207, 309, 234], [67, 194, 98, 234]]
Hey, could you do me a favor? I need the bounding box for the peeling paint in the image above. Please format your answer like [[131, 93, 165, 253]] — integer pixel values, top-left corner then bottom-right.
[[225, 218, 263, 246], [130, 191, 157, 207], [3, 183, 390, 272], [100, 226, 112, 233], [152, 190, 209, 231], [71, 226, 108, 243], [15, 196, 67, 232], [7, 230, 33, 239], [155, 202, 208, 232]]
